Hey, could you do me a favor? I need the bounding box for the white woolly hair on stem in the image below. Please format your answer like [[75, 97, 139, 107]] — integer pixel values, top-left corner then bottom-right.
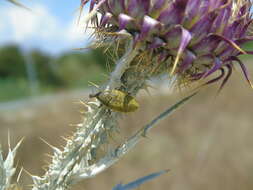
[[30, 38, 141, 190], [106, 39, 139, 90]]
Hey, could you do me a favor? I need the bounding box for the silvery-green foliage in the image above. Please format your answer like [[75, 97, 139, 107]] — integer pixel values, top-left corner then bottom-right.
[[0, 139, 22, 190], [30, 84, 195, 190]]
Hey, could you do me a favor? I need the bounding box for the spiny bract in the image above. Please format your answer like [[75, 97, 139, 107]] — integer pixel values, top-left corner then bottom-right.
[[82, 0, 253, 90], [90, 89, 139, 112]]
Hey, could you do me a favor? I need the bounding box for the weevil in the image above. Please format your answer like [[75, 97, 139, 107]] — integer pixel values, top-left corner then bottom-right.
[[89, 89, 139, 113]]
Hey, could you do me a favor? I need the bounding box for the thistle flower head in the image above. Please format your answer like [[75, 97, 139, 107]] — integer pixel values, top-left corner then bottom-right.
[[82, 0, 253, 89]]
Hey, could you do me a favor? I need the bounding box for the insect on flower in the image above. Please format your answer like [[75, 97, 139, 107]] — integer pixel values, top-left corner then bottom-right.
[[89, 89, 139, 112]]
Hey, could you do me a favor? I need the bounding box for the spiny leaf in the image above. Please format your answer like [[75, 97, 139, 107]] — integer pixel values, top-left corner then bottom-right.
[[112, 169, 169, 190]]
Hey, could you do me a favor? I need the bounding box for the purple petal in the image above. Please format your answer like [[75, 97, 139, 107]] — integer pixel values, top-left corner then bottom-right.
[[191, 72, 206, 80], [139, 16, 161, 41], [100, 12, 113, 27], [118, 13, 134, 30], [190, 11, 218, 44], [192, 35, 221, 56], [203, 57, 223, 78], [127, 0, 150, 18], [171, 27, 192, 74], [150, 0, 167, 18], [218, 64, 232, 92], [158, 0, 188, 25], [218, 47, 237, 60], [211, 6, 231, 34], [210, 34, 247, 54], [178, 50, 196, 72], [149, 37, 166, 49], [205, 68, 225, 85], [198, 0, 210, 15], [153, 0, 166, 10], [223, 17, 247, 39], [185, 0, 202, 19]]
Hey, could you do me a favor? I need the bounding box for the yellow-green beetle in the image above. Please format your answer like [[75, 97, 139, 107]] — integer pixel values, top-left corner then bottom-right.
[[89, 89, 139, 113]]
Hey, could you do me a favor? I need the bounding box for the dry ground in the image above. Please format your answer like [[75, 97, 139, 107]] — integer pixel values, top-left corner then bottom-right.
[[1, 69, 253, 190]]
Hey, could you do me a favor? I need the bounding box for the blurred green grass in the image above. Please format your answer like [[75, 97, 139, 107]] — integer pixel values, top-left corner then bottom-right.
[[0, 44, 110, 102], [0, 78, 30, 101]]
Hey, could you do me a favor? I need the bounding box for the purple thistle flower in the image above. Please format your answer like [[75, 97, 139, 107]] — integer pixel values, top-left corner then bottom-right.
[[81, 0, 253, 89]]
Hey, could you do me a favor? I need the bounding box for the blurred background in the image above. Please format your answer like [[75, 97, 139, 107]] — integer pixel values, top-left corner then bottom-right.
[[1, 1, 253, 190]]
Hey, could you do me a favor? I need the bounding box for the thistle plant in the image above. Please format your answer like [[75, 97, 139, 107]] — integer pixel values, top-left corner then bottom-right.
[[0, 137, 23, 190], [2, 0, 253, 190]]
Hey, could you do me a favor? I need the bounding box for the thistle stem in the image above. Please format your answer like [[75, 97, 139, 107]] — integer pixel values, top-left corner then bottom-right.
[[76, 92, 197, 181], [107, 40, 139, 90], [31, 40, 140, 190]]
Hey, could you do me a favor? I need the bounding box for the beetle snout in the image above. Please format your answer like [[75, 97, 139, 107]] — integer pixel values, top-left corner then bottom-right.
[[89, 92, 101, 99]]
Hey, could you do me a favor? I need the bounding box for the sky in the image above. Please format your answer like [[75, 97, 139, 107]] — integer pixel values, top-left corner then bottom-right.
[[0, 0, 92, 54]]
